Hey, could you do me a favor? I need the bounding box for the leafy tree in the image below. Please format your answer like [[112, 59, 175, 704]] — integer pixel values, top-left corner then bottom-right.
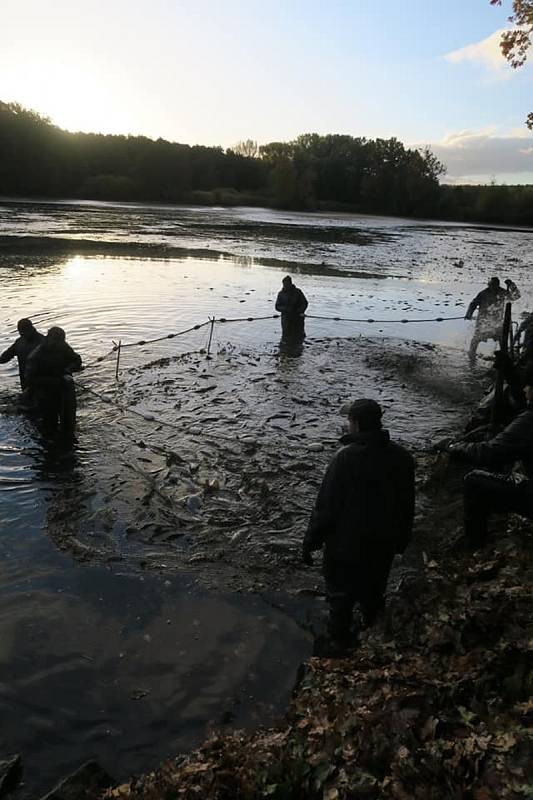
[[490, 0, 533, 126], [230, 139, 259, 158], [0, 101, 530, 223]]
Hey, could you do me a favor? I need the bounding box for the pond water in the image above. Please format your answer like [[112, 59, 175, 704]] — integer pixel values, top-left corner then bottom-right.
[[1, 200, 532, 359], [0, 199, 531, 795]]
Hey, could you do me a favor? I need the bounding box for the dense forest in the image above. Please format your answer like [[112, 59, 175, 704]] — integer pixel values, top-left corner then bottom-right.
[[0, 101, 531, 225]]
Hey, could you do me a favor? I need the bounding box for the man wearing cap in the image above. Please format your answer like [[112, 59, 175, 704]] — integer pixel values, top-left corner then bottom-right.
[[275, 275, 308, 339], [449, 362, 533, 548], [465, 277, 520, 360], [0, 318, 45, 390], [303, 399, 415, 652]]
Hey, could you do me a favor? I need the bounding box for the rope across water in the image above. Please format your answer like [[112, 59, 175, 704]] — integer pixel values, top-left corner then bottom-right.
[[84, 310, 466, 367], [76, 308, 470, 454]]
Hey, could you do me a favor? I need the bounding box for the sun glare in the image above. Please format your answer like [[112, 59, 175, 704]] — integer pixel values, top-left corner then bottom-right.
[[5, 60, 138, 136]]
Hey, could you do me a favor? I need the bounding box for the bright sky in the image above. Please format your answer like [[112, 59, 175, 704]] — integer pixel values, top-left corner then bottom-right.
[[1, 0, 532, 183]]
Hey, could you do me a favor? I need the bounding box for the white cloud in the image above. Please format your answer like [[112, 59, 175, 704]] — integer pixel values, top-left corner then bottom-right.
[[507, 126, 533, 139], [445, 28, 513, 77], [414, 128, 533, 183]]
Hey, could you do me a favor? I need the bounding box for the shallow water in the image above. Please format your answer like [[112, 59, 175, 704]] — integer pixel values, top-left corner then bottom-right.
[[0, 408, 310, 796], [1, 199, 532, 359], [0, 200, 531, 794], [2, 561, 308, 795]]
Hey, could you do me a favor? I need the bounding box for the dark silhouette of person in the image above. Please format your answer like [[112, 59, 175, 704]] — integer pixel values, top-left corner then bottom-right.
[[0, 318, 45, 390], [465, 277, 520, 360], [515, 311, 533, 357], [449, 363, 533, 549], [275, 275, 308, 340], [25, 326, 82, 433], [302, 399, 415, 654]]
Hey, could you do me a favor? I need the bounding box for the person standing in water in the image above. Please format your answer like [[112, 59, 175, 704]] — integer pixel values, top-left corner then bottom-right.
[[0, 318, 45, 390], [465, 277, 520, 360], [275, 275, 308, 340], [25, 326, 82, 433]]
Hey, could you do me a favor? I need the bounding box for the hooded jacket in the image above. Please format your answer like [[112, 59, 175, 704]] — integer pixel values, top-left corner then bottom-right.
[[275, 285, 308, 317], [304, 429, 415, 563]]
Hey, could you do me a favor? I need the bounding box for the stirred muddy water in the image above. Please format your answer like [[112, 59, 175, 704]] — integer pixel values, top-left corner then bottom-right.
[[0, 200, 531, 795]]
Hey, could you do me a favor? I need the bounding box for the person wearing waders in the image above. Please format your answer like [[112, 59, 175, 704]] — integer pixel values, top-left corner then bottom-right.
[[275, 275, 308, 340], [465, 277, 520, 361], [448, 362, 533, 550], [0, 318, 45, 390], [25, 326, 82, 434], [302, 399, 415, 656]]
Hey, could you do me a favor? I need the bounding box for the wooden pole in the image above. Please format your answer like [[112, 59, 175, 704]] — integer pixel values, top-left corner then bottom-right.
[[206, 317, 215, 357], [115, 340, 122, 380]]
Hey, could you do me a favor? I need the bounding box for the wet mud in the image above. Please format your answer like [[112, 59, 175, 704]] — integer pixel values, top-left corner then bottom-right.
[[44, 335, 483, 598], [1, 201, 532, 289]]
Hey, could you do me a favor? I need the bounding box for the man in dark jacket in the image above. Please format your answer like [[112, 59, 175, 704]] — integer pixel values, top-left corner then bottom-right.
[[0, 318, 45, 390], [275, 275, 308, 339], [515, 311, 533, 358], [449, 363, 533, 548], [465, 277, 520, 360], [26, 326, 82, 432], [303, 399, 415, 650]]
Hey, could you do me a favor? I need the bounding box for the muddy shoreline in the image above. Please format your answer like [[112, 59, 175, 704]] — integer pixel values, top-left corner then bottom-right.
[[1, 197, 533, 235]]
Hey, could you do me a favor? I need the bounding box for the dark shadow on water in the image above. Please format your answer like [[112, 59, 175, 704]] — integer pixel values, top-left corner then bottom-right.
[[0, 407, 311, 799], [1, 567, 311, 799], [32, 432, 81, 483]]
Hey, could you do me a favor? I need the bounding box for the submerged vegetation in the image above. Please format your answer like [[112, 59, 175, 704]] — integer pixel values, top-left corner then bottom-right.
[[1, 101, 531, 224]]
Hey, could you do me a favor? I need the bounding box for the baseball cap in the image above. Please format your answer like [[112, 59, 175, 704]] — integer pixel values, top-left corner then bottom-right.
[[347, 398, 383, 426]]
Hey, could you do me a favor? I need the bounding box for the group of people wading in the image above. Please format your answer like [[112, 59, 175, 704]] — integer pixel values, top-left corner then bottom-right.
[[0, 320, 82, 434], [2, 273, 532, 657]]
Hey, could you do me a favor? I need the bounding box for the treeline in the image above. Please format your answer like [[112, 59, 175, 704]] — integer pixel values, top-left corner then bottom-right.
[[439, 183, 533, 226], [0, 101, 532, 225], [0, 102, 266, 205]]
